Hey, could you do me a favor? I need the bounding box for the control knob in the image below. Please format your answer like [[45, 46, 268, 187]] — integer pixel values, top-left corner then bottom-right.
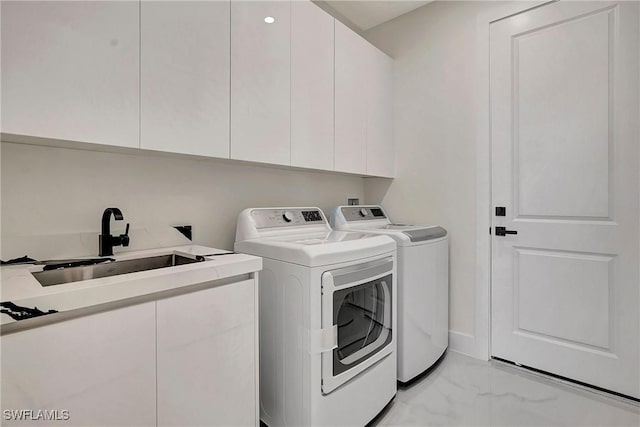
[[359, 208, 368, 217], [282, 211, 294, 222]]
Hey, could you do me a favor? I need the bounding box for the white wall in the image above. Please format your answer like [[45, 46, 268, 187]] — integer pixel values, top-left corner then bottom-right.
[[364, 1, 508, 339], [1, 142, 364, 258]]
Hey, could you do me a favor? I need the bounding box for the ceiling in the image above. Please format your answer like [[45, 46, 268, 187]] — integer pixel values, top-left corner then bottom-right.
[[323, 1, 432, 31]]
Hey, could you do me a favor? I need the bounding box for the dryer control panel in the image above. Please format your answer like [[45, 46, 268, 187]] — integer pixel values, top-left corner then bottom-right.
[[340, 206, 388, 222], [251, 208, 326, 228]]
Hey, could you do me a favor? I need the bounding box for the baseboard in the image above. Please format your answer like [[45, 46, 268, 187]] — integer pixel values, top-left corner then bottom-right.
[[448, 330, 487, 360]]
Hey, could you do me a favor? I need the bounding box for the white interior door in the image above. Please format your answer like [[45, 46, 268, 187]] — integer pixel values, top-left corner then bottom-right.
[[491, 1, 639, 399]]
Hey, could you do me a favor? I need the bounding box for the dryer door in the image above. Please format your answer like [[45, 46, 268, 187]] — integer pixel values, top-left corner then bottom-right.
[[321, 257, 394, 394]]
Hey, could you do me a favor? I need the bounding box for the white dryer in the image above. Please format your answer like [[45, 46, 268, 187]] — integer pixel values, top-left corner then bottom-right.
[[235, 207, 397, 427], [331, 205, 449, 384]]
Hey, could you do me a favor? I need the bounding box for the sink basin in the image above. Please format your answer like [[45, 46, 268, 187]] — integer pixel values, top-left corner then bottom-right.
[[32, 254, 203, 287]]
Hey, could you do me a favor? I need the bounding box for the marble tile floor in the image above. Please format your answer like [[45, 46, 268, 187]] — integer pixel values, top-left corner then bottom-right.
[[375, 352, 639, 426]]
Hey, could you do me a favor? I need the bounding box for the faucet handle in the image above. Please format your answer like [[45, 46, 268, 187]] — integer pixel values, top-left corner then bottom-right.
[[120, 223, 130, 247]]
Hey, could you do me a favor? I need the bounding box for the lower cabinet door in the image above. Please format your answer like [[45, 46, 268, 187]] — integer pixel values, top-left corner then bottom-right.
[[156, 280, 257, 426], [0, 303, 156, 426]]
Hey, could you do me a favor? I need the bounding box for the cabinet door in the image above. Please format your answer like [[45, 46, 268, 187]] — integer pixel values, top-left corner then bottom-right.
[[366, 46, 395, 177], [1, 303, 156, 426], [1, 1, 139, 148], [334, 21, 368, 174], [157, 280, 257, 426], [231, 1, 291, 166], [291, 1, 334, 170], [141, 0, 230, 158]]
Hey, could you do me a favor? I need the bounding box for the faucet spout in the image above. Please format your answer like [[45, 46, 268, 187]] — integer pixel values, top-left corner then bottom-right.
[[101, 208, 123, 236], [99, 208, 129, 256]]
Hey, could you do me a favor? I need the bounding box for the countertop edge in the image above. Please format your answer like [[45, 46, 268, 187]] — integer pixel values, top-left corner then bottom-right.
[[1, 271, 257, 336]]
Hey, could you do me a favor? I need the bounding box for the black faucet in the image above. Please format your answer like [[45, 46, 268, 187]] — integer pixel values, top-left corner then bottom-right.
[[99, 208, 130, 256]]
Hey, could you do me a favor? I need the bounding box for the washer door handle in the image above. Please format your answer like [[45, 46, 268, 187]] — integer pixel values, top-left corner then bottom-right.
[[309, 325, 338, 354]]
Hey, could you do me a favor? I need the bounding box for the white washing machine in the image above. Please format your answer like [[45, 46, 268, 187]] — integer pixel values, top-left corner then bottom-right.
[[331, 205, 449, 384], [235, 207, 397, 426]]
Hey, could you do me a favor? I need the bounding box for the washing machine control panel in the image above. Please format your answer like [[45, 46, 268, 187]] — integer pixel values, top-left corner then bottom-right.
[[341, 206, 388, 222], [251, 208, 325, 228]]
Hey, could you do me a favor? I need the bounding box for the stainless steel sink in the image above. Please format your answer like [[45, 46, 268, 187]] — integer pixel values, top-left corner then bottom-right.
[[32, 254, 203, 287]]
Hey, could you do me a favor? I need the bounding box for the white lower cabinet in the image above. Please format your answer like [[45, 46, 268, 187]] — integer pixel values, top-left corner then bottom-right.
[[1, 280, 258, 427], [157, 280, 258, 426], [1, 303, 157, 426]]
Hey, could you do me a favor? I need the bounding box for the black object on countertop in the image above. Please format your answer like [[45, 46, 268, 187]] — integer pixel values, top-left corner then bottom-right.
[[202, 252, 236, 257], [174, 225, 193, 241], [1, 256, 115, 269], [1, 255, 38, 265], [0, 301, 58, 321], [42, 257, 115, 271]]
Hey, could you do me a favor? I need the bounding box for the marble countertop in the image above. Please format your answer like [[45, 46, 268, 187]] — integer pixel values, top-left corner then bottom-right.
[[0, 245, 262, 332]]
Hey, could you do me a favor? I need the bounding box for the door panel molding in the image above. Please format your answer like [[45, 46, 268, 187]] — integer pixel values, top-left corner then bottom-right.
[[511, 6, 615, 220], [512, 247, 616, 351]]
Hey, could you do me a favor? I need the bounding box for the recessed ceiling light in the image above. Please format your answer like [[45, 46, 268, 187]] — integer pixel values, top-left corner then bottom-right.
[[264, 16, 275, 24]]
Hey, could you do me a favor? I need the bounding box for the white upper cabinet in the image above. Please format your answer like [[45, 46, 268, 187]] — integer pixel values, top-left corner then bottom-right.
[[334, 21, 368, 175], [290, 1, 335, 171], [366, 45, 394, 177], [141, 0, 230, 158], [1, 0, 393, 177], [231, 1, 291, 166], [1, 1, 139, 148]]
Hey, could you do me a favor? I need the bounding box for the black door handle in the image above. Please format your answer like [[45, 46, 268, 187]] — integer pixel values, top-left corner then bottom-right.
[[495, 226, 517, 236]]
